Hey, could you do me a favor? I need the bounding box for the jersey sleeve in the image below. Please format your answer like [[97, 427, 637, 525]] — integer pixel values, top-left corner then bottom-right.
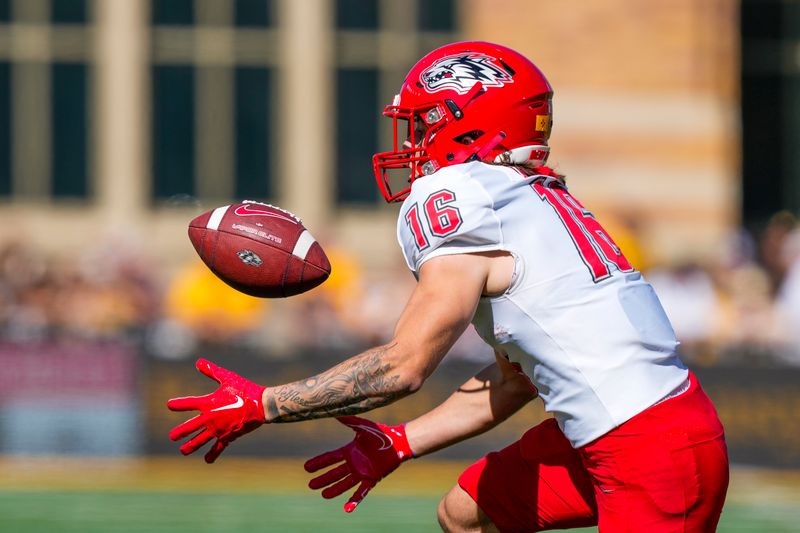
[[396, 166, 504, 274]]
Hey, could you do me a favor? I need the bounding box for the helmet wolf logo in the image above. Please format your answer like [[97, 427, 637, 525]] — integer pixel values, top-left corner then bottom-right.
[[421, 53, 513, 95]]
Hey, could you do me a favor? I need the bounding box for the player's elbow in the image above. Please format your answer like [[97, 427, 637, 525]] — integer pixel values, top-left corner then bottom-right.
[[385, 339, 443, 395], [391, 355, 430, 395], [394, 365, 426, 395]]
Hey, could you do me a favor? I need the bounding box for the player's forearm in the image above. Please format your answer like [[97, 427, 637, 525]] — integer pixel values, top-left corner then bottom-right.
[[263, 342, 420, 423], [405, 362, 535, 457]]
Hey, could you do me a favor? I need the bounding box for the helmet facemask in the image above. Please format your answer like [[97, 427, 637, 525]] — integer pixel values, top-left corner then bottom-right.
[[372, 103, 449, 202]]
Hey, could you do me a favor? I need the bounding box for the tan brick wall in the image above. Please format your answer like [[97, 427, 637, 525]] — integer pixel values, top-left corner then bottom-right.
[[463, 0, 737, 98], [462, 0, 740, 265]]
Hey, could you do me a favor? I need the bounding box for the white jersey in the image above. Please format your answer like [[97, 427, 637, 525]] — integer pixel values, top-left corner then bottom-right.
[[397, 162, 688, 447]]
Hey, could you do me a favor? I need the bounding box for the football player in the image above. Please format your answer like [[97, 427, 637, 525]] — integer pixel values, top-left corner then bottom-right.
[[168, 41, 729, 532]]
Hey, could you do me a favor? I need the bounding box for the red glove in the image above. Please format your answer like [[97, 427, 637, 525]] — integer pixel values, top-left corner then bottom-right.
[[304, 416, 413, 513], [167, 358, 266, 463]]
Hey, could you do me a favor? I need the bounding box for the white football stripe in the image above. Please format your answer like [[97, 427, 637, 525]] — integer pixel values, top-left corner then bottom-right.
[[206, 205, 230, 230], [292, 230, 315, 259]]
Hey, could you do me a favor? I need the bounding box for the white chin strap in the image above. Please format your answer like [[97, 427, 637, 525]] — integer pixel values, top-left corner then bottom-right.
[[493, 144, 550, 166]]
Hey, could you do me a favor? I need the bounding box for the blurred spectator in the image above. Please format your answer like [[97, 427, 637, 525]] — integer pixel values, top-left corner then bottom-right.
[[647, 261, 720, 363], [758, 211, 797, 293], [775, 227, 800, 365], [337, 265, 416, 346], [164, 259, 267, 346], [0, 241, 51, 342], [715, 263, 788, 363]]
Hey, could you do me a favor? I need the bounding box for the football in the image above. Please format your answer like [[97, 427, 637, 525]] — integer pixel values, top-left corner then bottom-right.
[[188, 201, 331, 298]]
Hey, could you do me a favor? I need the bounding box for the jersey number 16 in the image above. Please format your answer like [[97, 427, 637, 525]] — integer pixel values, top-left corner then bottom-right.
[[533, 183, 633, 282], [405, 190, 463, 250]]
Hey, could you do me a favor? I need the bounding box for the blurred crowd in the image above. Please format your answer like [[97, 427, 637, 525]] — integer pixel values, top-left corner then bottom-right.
[[647, 211, 800, 366], [0, 236, 160, 344], [3, 211, 800, 367], [0, 234, 426, 361]]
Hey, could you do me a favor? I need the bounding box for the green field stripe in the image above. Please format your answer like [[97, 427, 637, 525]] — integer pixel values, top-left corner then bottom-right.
[[0, 492, 443, 533], [1, 491, 798, 533]]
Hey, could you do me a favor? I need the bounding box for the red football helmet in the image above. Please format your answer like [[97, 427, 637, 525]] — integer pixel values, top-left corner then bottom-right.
[[373, 41, 554, 202]]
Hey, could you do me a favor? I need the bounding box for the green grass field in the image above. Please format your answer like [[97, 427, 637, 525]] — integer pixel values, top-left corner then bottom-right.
[[0, 491, 799, 533], [0, 457, 797, 532]]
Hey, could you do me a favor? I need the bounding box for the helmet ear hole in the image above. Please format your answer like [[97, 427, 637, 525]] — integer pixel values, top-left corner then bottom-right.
[[454, 130, 484, 145]]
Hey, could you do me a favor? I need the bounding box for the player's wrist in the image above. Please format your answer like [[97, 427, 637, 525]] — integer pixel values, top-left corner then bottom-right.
[[260, 387, 273, 423], [385, 422, 414, 461], [234, 377, 268, 425], [250, 385, 268, 425], [402, 419, 439, 458]]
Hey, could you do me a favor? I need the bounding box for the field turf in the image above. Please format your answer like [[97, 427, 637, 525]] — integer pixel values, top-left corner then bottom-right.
[[0, 457, 797, 532]]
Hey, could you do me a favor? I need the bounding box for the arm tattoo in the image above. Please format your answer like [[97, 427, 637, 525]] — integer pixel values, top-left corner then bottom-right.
[[266, 343, 408, 423]]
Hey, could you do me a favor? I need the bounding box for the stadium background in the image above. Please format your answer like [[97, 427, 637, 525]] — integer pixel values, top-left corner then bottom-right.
[[0, 0, 798, 531]]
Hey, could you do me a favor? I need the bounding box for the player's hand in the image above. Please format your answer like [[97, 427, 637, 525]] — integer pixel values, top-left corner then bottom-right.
[[304, 416, 413, 513], [167, 358, 267, 463]]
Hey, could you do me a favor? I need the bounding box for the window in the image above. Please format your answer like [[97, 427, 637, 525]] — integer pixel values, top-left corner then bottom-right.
[[150, 0, 276, 203], [52, 63, 88, 198], [0, 62, 9, 196], [152, 65, 195, 200], [0, 1, 93, 201], [51, 0, 88, 24], [152, 0, 194, 25], [334, 0, 458, 206], [336, 69, 379, 204], [0, 0, 9, 23], [235, 0, 272, 27], [740, 0, 794, 224], [336, 0, 378, 30], [235, 67, 271, 200], [741, 0, 780, 40], [418, 0, 455, 32]]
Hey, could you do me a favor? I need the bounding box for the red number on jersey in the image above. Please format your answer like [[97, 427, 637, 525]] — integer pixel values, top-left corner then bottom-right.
[[405, 203, 429, 250], [405, 189, 463, 249], [424, 190, 463, 237], [533, 183, 633, 282]]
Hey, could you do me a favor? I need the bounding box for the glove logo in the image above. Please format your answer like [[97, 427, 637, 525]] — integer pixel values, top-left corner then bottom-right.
[[352, 423, 393, 450], [211, 395, 244, 412]]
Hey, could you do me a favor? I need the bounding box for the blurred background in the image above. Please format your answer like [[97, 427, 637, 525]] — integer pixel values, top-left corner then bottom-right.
[[0, 0, 798, 531]]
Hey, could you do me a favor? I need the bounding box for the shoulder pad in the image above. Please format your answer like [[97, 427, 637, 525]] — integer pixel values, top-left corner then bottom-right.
[[396, 167, 503, 273]]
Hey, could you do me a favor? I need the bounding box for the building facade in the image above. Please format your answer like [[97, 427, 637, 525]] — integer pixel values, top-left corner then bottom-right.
[[0, 0, 738, 272]]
